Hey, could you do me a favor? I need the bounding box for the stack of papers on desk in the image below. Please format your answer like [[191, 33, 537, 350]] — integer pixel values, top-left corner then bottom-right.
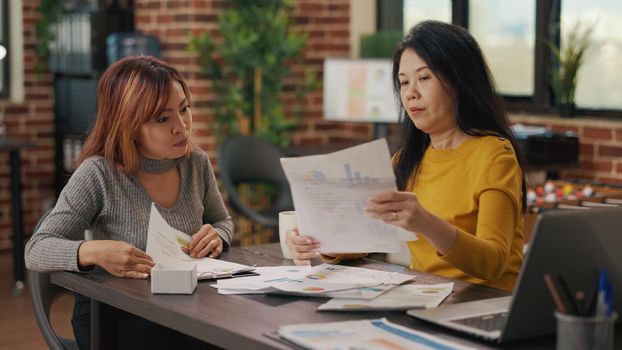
[[194, 260, 257, 280], [278, 318, 476, 350], [213, 264, 415, 298], [146, 203, 255, 280], [318, 282, 454, 311], [280, 139, 415, 253]]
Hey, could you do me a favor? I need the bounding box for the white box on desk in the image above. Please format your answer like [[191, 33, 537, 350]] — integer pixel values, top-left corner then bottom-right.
[[151, 263, 197, 294]]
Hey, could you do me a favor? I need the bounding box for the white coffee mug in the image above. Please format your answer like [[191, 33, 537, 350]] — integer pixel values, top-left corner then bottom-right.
[[278, 211, 296, 259]]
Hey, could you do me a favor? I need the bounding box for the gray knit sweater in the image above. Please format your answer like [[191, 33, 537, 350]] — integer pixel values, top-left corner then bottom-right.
[[25, 148, 234, 272]]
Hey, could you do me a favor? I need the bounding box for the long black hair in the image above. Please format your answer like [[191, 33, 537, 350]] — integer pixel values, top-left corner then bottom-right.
[[392, 20, 526, 212]]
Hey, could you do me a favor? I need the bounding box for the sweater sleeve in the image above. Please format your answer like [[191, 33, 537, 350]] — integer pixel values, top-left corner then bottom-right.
[[440, 153, 522, 281], [320, 253, 368, 264], [25, 159, 107, 272], [201, 153, 234, 249]]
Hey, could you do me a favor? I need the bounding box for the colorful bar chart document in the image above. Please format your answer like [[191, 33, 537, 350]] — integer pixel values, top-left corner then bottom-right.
[[279, 318, 476, 350], [318, 283, 454, 311], [280, 139, 414, 253], [213, 264, 414, 299]]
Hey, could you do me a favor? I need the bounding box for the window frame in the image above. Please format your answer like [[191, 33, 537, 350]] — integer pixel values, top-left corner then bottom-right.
[[0, 0, 9, 98], [390, 0, 622, 117]]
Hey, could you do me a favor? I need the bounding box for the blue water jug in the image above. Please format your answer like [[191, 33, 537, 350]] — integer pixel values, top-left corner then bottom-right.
[[106, 32, 161, 65]]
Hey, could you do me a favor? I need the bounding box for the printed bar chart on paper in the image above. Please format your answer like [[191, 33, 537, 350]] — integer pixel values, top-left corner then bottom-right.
[[280, 139, 414, 253]]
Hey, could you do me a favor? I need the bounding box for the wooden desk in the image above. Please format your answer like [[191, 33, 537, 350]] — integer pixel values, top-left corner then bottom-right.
[[0, 137, 33, 295], [50, 244, 610, 350]]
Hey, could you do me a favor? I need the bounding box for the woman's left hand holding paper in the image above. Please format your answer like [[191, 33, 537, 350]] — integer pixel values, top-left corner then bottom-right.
[[184, 224, 223, 258]]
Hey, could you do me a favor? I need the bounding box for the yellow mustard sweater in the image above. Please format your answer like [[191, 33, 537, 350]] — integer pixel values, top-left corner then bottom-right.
[[324, 136, 524, 291], [406, 136, 524, 291]]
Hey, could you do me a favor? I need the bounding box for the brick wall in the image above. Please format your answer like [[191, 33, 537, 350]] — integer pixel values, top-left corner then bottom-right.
[[511, 114, 622, 184], [133, 0, 368, 157], [3, 1, 622, 251], [0, 1, 55, 251], [287, 0, 374, 146], [134, 0, 367, 243], [134, 0, 220, 156]]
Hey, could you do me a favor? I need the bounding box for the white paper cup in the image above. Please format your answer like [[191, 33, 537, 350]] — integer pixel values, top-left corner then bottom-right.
[[278, 211, 297, 259]]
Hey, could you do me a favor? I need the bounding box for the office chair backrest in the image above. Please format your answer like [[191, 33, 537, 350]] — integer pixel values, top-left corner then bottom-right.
[[28, 208, 79, 350], [218, 136, 293, 227]]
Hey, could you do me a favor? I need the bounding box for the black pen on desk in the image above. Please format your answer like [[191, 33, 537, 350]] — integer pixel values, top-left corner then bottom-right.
[[544, 273, 568, 314], [557, 274, 580, 316], [575, 290, 586, 316], [604, 277, 613, 317]]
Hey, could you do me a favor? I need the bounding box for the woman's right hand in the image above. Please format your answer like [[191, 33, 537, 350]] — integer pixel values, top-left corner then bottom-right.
[[286, 228, 322, 266], [78, 240, 155, 279]]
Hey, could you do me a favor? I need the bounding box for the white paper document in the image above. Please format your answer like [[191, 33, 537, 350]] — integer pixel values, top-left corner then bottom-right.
[[146, 203, 255, 279], [213, 264, 414, 298], [280, 139, 414, 253], [318, 282, 454, 311], [278, 318, 476, 350]]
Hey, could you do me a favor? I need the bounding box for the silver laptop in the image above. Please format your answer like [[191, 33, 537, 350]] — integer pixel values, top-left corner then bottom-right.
[[408, 207, 622, 343]]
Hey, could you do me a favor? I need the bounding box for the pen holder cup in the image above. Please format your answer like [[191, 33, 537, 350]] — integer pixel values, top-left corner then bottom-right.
[[555, 311, 617, 350]]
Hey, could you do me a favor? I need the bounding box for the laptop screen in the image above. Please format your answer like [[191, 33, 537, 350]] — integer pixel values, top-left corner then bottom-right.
[[501, 207, 622, 341], [408, 207, 622, 342]]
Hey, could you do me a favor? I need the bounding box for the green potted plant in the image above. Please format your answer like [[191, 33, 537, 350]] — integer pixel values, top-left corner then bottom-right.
[[547, 21, 595, 118], [188, 1, 318, 242], [34, 0, 62, 71], [360, 30, 403, 58], [188, 0, 317, 148]]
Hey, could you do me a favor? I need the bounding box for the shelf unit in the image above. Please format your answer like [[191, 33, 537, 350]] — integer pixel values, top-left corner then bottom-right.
[[51, 0, 133, 196]]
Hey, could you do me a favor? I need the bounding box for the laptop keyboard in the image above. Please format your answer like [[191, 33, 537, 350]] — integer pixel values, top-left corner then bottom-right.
[[451, 312, 508, 332]]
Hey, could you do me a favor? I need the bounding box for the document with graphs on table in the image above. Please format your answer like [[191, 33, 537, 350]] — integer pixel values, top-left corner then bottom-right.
[[146, 203, 255, 280], [280, 139, 415, 253], [213, 264, 414, 299]]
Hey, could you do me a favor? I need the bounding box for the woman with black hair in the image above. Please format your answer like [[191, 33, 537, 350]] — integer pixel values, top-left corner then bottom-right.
[[287, 21, 525, 292]]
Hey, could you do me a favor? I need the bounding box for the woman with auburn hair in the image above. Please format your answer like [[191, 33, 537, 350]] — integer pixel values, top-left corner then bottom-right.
[[287, 21, 525, 292], [26, 55, 232, 349]]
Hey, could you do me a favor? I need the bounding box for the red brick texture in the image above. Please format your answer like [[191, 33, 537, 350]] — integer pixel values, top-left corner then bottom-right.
[[0, 2, 55, 251], [134, 0, 364, 160], [3, 1, 622, 250], [512, 115, 622, 184], [133, 0, 360, 243]]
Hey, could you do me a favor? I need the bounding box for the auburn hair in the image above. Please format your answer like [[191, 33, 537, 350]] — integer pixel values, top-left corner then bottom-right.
[[78, 55, 192, 174]]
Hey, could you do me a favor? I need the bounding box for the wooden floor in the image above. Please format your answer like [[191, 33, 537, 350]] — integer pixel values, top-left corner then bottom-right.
[[0, 252, 74, 350]]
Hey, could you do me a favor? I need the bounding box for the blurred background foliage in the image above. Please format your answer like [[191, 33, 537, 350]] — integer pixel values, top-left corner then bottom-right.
[[360, 30, 403, 58], [188, 0, 318, 148]]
